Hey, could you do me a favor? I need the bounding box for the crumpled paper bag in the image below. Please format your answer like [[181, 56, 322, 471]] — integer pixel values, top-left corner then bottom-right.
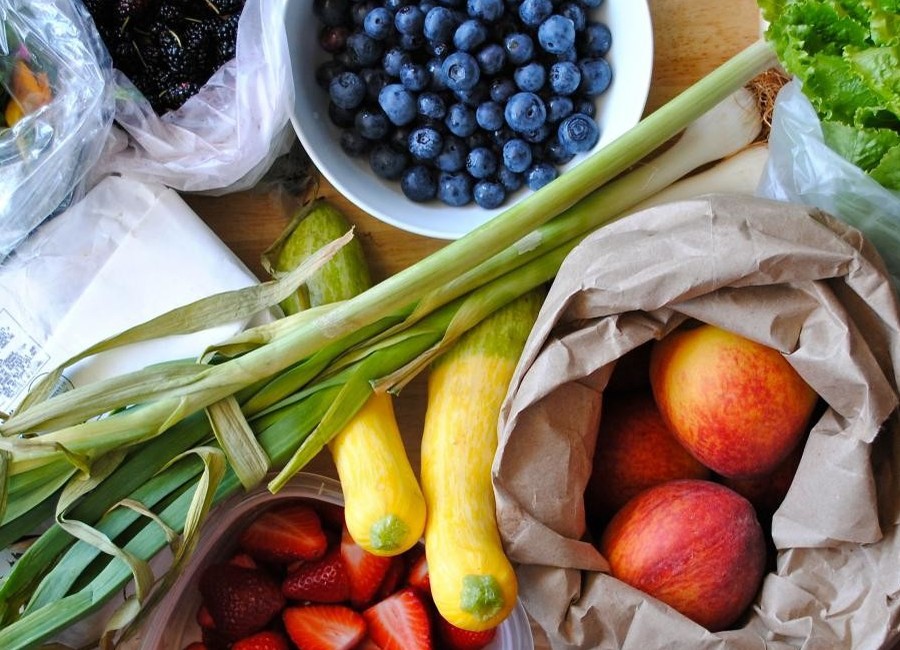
[[494, 194, 900, 649]]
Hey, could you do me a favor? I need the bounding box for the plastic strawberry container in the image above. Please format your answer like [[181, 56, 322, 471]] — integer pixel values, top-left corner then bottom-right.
[[138, 473, 534, 650]]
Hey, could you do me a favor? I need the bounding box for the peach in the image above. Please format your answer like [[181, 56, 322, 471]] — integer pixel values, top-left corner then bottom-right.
[[584, 391, 710, 522], [649, 323, 817, 479], [599, 479, 766, 632]]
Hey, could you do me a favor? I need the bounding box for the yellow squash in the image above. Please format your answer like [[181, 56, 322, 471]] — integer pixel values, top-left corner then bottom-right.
[[421, 290, 542, 632]]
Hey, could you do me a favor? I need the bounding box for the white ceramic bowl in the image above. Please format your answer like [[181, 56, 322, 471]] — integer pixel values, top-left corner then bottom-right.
[[139, 473, 534, 650], [286, 1, 654, 240]]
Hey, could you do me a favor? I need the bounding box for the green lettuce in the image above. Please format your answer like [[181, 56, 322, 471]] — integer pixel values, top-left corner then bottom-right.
[[759, 0, 900, 189]]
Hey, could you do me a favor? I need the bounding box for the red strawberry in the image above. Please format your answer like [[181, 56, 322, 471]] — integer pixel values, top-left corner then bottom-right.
[[341, 526, 394, 608], [283, 604, 367, 650], [363, 587, 434, 650], [229, 552, 259, 569], [374, 555, 407, 601], [437, 616, 497, 650], [232, 630, 290, 650], [282, 545, 350, 603], [196, 604, 216, 629], [198, 563, 286, 642], [313, 500, 347, 532], [358, 638, 383, 650], [405, 550, 430, 595], [239, 503, 328, 564]]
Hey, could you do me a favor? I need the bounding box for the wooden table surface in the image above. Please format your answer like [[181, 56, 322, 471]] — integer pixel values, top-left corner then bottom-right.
[[185, 0, 763, 644]]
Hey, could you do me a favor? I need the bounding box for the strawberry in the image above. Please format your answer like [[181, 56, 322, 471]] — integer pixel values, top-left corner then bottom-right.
[[196, 604, 216, 629], [358, 638, 383, 650], [436, 616, 497, 650], [239, 503, 328, 564], [363, 587, 434, 650], [198, 563, 285, 642], [374, 555, 407, 601], [341, 526, 394, 608], [405, 550, 430, 595], [283, 604, 367, 650], [282, 545, 350, 603], [232, 630, 290, 650], [313, 500, 347, 533], [229, 552, 259, 569]]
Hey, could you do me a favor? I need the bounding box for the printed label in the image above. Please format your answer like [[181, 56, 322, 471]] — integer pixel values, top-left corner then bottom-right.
[[0, 308, 50, 414]]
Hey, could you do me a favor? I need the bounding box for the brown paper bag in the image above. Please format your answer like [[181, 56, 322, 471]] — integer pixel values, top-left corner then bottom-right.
[[494, 194, 900, 649]]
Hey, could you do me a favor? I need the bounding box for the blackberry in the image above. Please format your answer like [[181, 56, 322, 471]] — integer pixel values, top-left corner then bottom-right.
[[213, 13, 240, 64], [157, 29, 191, 76], [202, 0, 244, 15], [112, 37, 143, 76], [114, 0, 153, 24], [159, 80, 200, 111], [182, 20, 215, 77], [153, 2, 184, 24]]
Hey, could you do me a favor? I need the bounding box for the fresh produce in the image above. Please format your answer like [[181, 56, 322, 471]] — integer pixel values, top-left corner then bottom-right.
[[2, 59, 52, 127], [649, 322, 818, 478], [188, 499, 499, 650], [721, 439, 805, 518], [311, 0, 614, 207], [599, 479, 767, 632], [81, 0, 245, 113], [759, 0, 900, 190], [0, 42, 778, 647], [329, 392, 427, 556], [583, 391, 710, 523], [421, 290, 542, 632]]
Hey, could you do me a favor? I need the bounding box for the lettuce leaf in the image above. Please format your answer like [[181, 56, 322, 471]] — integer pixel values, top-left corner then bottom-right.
[[760, 0, 900, 189]]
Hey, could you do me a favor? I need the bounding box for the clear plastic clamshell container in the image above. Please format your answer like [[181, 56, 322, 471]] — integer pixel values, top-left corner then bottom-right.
[[139, 473, 534, 650]]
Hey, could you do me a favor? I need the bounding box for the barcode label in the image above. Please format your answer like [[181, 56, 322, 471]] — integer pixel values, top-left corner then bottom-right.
[[0, 309, 50, 413]]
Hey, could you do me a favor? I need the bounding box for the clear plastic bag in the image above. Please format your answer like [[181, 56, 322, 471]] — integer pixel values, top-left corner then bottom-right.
[[92, 0, 295, 195], [0, 0, 114, 261], [758, 80, 900, 287]]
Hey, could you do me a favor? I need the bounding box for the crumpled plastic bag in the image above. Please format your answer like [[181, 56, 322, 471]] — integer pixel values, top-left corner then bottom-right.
[[758, 80, 900, 288], [91, 0, 295, 195], [0, 0, 114, 261]]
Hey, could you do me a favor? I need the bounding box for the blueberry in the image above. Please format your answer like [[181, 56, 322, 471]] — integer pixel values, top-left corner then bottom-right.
[[340, 129, 371, 156], [498, 165, 523, 192], [401, 165, 438, 201], [314, 0, 350, 27], [361, 68, 391, 101], [521, 123, 550, 143], [426, 58, 448, 89], [438, 171, 473, 206], [473, 180, 506, 208], [422, 7, 454, 41], [580, 0, 604, 6], [346, 32, 383, 67], [454, 84, 488, 107], [369, 143, 408, 180], [389, 125, 413, 150], [558, 2, 586, 31], [378, 83, 418, 125], [580, 22, 612, 57], [525, 161, 558, 190], [363, 7, 393, 40], [328, 102, 357, 128], [319, 25, 351, 54], [315, 60, 347, 89], [466, 146, 498, 179], [384, 0, 414, 10], [549, 61, 581, 95], [505, 92, 547, 132], [418, 91, 447, 119], [476, 43, 506, 75], [574, 97, 595, 117], [395, 5, 426, 35], [466, 130, 491, 150], [400, 32, 426, 50], [557, 112, 599, 154], [399, 62, 429, 91], [383, 47, 412, 77], [472, 101, 502, 131], [490, 77, 517, 103], [435, 136, 468, 172], [537, 15, 576, 54], [355, 108, 390, 139], [445, 102, 477, 137], [467, 0, 504, 22], [503, 32, 533, 65], [579, 57, 612, 95], [514, 62, 545, 92], [453, 19, 488, 51], [547, 95, 574, 122], [518, 0, 552, 26], [543, 136, 576, 164], [329, 71, 366, 110], [408, 126, 444, 160], [441, 51, 481, 91], [351, 1, 378, 26], [502, 137, 532, 173]]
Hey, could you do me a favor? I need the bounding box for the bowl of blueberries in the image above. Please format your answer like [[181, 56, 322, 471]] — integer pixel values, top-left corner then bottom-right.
[[286, 0, 653, 239]]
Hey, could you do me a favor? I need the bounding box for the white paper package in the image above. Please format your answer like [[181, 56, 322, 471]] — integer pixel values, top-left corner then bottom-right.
[[0, 174, 261, 416]]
